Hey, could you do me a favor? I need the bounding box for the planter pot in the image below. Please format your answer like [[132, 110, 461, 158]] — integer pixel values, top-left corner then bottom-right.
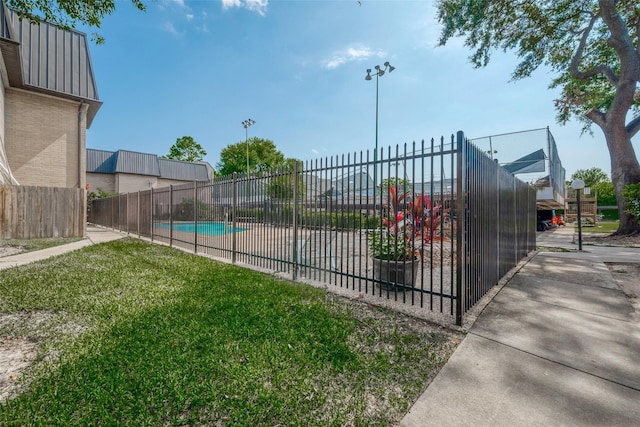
[[373, 257, 420, 291]]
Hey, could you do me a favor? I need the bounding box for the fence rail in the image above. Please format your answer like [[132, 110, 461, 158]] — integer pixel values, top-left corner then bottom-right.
[[89, 132, 536, 325], [1, 185, 85, 239]]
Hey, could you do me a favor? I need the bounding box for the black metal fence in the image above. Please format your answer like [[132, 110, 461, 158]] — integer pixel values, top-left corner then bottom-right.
[[89, 132, 536, 325]]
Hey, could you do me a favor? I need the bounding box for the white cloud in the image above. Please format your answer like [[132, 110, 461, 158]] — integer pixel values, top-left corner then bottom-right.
[[162, 21, 182, 36], [324, 46, 384, 70], [311, 148, 320, 155], [160, 0, 186, 9], [158, 0, 194, 23], [222, 0, 268, 16], [221, 0, 242, 10], [245, 0, 268, 16]]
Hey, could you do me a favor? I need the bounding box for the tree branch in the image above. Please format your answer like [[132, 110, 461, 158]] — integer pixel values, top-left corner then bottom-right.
[[586, 108, 607, 128], [636, 16, 640, 72], [627, 114, 640, 139], [570, 11, 619, 85]]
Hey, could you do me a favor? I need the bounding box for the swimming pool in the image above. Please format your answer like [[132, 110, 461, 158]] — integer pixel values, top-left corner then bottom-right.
[[154, 221, 248, 236]]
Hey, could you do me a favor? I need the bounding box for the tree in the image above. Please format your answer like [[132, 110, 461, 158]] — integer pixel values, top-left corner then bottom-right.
[[164, 136, 207, 163], [87, 187, 118, 204], [623, 183, 640, 223], [379, 177, 411, 192], [216, 137, 286, 176], [570, 167, 609, 188], [265, 159, 306, 200], [570, 168, 616, 205], [436, 0, 640, 235], [594, 181, 617, 206], [8, 0, 146, 44]]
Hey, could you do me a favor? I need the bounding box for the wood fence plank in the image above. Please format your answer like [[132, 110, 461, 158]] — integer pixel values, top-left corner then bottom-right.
[[0, 185, 85, 239]]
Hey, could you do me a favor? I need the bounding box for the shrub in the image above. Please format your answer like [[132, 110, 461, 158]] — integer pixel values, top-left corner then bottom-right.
[[623, 183, 640, 224], [299, 211, 379, 231], [173, 199, 211, 221]]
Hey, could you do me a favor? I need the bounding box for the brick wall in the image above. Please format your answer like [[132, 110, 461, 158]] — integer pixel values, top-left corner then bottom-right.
[[116, 174, 158, 194], [86, 172, 117, 194], [5, 88, 87, 188]]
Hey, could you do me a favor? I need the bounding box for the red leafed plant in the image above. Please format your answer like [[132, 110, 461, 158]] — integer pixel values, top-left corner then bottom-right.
[[370, 185, 450, 261]]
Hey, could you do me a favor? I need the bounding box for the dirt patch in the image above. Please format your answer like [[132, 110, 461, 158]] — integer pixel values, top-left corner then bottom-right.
[[0, 246, 22, 258], [583, 233, 640, 248], [0, 311, 88, 403], [0, 336, 39, 402], [606, 263, 640, 321]]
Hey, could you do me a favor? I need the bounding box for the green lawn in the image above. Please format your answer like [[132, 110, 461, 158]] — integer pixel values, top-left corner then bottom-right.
[[578, 221, 619, 234], [0, 238, 460, 426]]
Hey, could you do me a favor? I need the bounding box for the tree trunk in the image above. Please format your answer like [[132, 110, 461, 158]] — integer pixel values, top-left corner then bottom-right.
[[602, 124, 640, 235]]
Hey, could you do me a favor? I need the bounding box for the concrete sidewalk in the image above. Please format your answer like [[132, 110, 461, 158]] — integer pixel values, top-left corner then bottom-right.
[[401, 227, 640, 426], [0, 225, 125, 270]]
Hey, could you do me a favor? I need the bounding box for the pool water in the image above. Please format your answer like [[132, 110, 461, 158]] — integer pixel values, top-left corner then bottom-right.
[[155, 222, 247, 236]]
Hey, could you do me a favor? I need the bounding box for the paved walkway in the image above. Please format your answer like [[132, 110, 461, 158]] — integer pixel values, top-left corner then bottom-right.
[[0, 225, 125, 270], [401, 226, 640, 426]]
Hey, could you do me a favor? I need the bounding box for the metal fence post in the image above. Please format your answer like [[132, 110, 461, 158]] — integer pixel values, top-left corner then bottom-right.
[[126, 194, 130, 235], [455, 130, 466, 326], [137, 191, 141, 237], [150, 187, 154, 242], [169, 185, 174, 247], [232, 173, 237, 264], [513, 177, 517, 265], [292, 161, 299, 280], [194, 181, 198, 254]]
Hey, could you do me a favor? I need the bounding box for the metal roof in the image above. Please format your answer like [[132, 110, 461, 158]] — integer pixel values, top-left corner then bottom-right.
[[159, 158, 210, 181], [0, 5, 102, 126], [86, 149, 116, 173], [87, 149, 210, 182], [114, 150, 160, 176]]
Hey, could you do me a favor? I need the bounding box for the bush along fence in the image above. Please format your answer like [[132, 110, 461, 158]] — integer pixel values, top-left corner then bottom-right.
[[89, 132, 536, 325]]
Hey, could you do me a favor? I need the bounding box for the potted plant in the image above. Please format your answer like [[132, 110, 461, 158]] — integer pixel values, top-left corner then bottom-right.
[[369, 185, 451, 291]]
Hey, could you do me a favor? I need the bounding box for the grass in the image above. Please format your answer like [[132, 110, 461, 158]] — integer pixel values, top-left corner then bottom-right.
[[0, 238, 460, 426], [575, 221, 619, 234], [0, 237, 82, 256]]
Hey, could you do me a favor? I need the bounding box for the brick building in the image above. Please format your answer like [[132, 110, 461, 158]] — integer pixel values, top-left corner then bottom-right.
[[0, 3, 100, 188], [86, 149, 213, 194]]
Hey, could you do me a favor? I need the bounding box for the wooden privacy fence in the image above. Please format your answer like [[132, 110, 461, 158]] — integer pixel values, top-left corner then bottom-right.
[[0, 185, 85, 239]]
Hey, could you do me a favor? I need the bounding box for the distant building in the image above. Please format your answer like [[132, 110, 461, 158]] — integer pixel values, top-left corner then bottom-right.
[[86, 148, 213, 194], [0, 3, 101, 187]]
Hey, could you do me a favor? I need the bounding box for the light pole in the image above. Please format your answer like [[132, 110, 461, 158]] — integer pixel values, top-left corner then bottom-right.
[[366, 62, 395, 209], [242, 118, 256, 174], [571, 179, 585, 251]]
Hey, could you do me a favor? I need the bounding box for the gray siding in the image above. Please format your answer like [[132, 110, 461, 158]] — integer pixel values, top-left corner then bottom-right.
[[0, 4, 12, 39], [114, 150, 160, 177], [8, 8, 99, 102], [159, 159, 209, 181], [86, 149, 117, 174], [87, 149, 210, 182]]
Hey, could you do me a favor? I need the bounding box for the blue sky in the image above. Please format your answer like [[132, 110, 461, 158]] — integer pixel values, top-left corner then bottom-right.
[[84, 0, 639, 179]]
